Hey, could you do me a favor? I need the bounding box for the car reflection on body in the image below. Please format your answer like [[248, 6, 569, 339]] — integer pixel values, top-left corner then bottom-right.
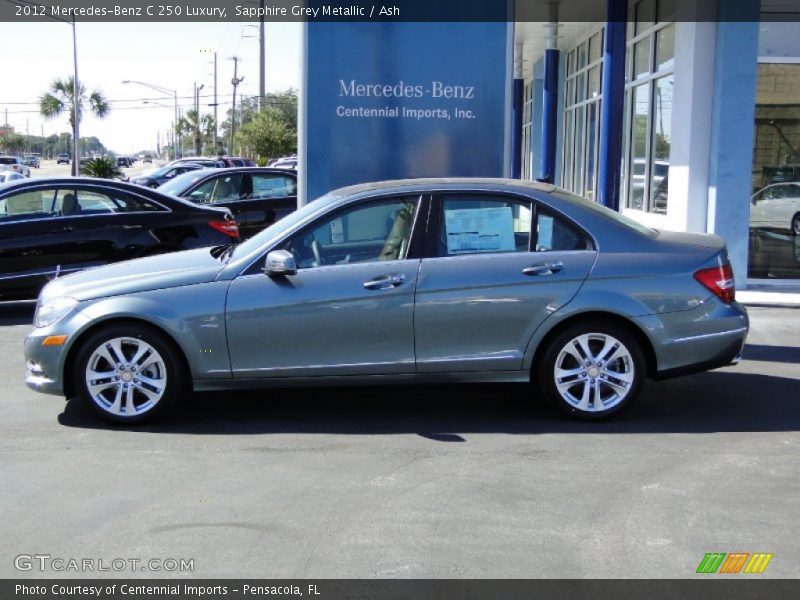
[[24, 178, 748, 424]]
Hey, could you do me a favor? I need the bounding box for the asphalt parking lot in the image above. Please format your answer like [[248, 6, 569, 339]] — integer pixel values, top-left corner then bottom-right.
[[1, 304, 799, 578]]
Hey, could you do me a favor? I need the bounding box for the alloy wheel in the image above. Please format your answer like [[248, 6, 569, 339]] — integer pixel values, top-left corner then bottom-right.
[[553, 333, 635, 413], [84, 336, 167, 417]]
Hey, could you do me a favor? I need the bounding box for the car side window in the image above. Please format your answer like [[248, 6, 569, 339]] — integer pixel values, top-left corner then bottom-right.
[[0, 188, 58, 222], [250, 174, 297, 199], [72, 190, 163, 214], [283, 197, 419, 269], [187, 175, 243, 204], [534, 208, 591, 252], [437, 195, 532, 257]]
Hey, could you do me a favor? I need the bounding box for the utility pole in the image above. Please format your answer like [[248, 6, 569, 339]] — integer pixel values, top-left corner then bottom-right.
[[213, 52, 218, 154], [71, 15, 79, 175], [194, 82, 205, 155], [229, 56, 244, 155], [259, 0, 266, 110]]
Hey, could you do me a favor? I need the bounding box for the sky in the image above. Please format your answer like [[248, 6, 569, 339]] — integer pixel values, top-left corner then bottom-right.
[[0, 21, 301, 153]]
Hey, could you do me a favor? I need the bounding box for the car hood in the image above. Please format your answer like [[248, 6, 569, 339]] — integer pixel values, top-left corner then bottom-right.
[[40, 247, 227, 302]]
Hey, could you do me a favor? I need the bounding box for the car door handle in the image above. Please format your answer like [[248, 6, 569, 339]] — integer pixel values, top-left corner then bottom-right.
[[50, 226, 74, 233], [363, 274, 406, 290], [523, 262, 563, 276]]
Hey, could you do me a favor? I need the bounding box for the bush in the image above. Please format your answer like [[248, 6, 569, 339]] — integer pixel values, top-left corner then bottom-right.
[[79, 157, 123, 179]]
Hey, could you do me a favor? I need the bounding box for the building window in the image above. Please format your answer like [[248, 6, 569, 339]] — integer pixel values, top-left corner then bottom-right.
[[748, 62, 800, 280], [622, 1, 674, 214], [562, 27, 604, 200], [522, 81, 534, 181]]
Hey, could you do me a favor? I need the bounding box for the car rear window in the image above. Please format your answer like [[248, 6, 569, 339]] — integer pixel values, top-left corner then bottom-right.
[[552, 190, 657, 237]]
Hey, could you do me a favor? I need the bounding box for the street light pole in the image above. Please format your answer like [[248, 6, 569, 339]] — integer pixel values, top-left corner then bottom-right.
[[122, 80, 180, 160], [71, 16, 80, 175]]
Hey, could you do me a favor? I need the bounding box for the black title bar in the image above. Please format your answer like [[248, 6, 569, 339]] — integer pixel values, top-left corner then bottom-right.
[[2, 0, 800, 22]]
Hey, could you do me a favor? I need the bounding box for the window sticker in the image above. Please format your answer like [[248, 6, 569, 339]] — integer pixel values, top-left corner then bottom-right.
[[330, 218, 344, 244], [444, 206, 515, 255], [537, 214, 554, 250]]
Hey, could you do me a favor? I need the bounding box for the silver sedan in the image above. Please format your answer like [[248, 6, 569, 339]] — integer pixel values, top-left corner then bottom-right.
[[24, 178, 748, 423]]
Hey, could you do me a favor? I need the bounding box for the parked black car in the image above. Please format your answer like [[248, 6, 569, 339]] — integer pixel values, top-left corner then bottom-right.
[[128, 163, 205, 188], [159, 167, 297, 238], [117, 156, 133, 168], [168, 157, 225, 169], [218, 156, 257, 168], [0, 178, 239, 301]]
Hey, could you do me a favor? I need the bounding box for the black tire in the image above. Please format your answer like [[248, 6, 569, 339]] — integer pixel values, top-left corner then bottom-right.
[[72, 324, 184, 424], [792, 213, 800, 236], [536, 321, 645, 420]]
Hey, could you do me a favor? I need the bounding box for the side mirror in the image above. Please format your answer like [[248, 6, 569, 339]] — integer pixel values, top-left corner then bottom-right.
[[265, 249, 296, 276]]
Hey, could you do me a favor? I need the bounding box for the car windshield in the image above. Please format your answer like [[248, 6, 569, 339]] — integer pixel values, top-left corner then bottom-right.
[[158, 169, 215, 194], [229, 192, 343, 261], [0, 158, 17, 164]]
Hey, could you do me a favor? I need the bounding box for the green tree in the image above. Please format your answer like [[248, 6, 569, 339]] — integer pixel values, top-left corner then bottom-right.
[[220, 89, 298, 149], [39, 77, 110, 157], [79, 156, 122, 179], [234, 108, 296, 161], [177, 110, 215, 156], [0, 132, 26, 154]]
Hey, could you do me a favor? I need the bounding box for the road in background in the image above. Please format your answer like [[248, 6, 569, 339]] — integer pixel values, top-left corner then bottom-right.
[[26, 159, 160, 180], [0, 306, 798, 578]]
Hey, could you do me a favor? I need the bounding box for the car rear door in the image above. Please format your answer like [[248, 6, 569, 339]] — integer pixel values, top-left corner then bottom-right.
[[414, 193, 596, 372], [0, 186, 88, 300], [73, 186, 178, 265]]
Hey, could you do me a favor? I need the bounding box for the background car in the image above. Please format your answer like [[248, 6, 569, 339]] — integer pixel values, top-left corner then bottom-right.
[[116, 156, 133, 168], [269, 155, 297, 169], [56, 154, 71, 165], [129, 163, 205, 188], [0, 156, 31, 178], [169, 157, 225, 169], [0, 171, 25, 185], [159, 167, 298, 238], [0, 177, 239, 301], [23, 155, 40, 168], [23, 178, 747, 425], [218, 156, 257, 168], [750, 182, 800, 235]]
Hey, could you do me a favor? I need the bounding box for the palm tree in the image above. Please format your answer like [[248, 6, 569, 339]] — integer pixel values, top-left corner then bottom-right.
[[39, 76, 110, 159], [177, 110, 215, 155], [79, 157, 122, 180]]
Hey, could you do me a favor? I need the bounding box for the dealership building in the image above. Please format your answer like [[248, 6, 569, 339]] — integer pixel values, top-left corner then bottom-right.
[[302, 0, 800, 287], [512, 0, 800, 285]]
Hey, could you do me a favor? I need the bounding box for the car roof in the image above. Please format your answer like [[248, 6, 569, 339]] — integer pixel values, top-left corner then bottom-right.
[[327, 177, 556, 199]]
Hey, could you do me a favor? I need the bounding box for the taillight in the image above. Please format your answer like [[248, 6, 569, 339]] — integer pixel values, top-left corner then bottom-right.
[[209, 219, 239, 238], [694, 264, 735, 303]]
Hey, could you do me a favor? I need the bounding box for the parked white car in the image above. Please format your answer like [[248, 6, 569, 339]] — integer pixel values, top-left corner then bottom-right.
[[750, 182, 800, 235], [0, 156, 30, 178]]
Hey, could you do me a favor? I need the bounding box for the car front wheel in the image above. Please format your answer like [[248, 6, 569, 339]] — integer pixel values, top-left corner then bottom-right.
[[537, 321, 645, 420], [73, 325, 183, 424]]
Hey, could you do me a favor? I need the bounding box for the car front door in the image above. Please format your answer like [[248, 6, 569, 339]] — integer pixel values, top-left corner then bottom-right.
[[414, 193, 596, 372], [225, 195, 422, 378], [0, 186, 88, 300]]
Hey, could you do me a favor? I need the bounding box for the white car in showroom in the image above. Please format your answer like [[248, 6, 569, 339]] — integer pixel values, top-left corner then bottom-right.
[[750, 182, 800, 235]]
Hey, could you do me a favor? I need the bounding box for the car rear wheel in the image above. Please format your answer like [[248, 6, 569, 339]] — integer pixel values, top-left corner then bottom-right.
[[792, 213, 800, 236], [73, 325, 183, 424], [537, 321, 644, 420]]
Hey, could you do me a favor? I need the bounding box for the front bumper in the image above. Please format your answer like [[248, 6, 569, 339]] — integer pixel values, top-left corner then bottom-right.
[[24, 309, 92, 397]]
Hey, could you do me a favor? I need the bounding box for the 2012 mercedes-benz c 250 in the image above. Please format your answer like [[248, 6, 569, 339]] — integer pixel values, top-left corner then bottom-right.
[[24, 179, 748, 424]]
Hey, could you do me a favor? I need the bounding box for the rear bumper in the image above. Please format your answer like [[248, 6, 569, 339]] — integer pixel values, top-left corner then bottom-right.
[[633, 299, 749, 380]]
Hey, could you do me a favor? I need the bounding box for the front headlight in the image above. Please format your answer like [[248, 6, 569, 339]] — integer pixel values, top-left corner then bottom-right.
[[34, 297, 79, 328]]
